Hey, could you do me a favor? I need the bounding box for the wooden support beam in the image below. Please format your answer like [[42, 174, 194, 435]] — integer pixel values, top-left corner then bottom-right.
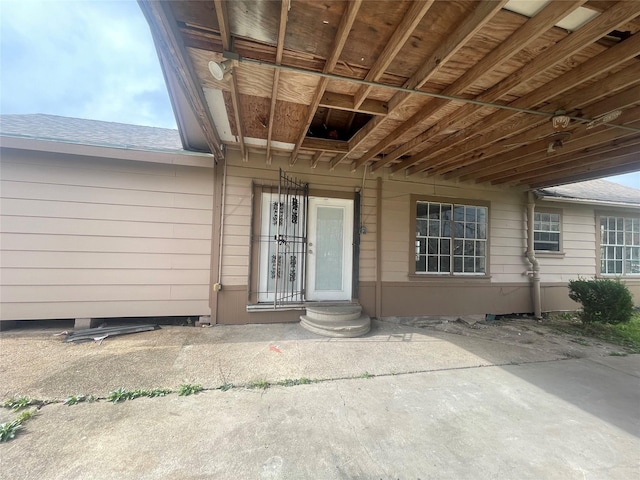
[[529, 159, 640, 189], [310, 151, 323, 169], [522, 151, 640, 188], [266, 0, 289, 165], [390, 0, 640, 174], [289, 0, 362, 165], [329, 0, 507, 170], [301, 137, 349, 153], [406, 32, 640, 176], [319, 92, 388, 116], [139, 1, 223, 159], [213, 0, 247, 161], [352, 0, 435, 109], [501, 139, 640, 186], [451, 87, 640, 182], [364, 0, 587, 173]]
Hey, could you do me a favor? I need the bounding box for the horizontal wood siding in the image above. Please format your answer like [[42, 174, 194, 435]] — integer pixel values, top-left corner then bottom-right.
[[536, 203, 597, 283], [0, 148, 213, 320], [220, 151, 378, 288], [380, 177, 529, 283]]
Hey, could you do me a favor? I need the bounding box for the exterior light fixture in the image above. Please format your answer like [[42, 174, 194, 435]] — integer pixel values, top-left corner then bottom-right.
[[208, 59, 233, 80]]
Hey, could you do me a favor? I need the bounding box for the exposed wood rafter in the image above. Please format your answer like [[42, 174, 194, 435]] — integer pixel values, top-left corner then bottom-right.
[[329, 0, 508, 170], [266, 0, 290, 165], [289, 0, 363, 166], [352, 0, 436, 109], [363, 0, 587, 173], [407, 32, 640, 177], [138, 0, 223, 159], [390, 0, 640, 174], [214, 0, 247, 162]]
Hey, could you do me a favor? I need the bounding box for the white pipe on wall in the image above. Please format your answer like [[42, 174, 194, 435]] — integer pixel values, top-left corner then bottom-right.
[[526, 191, 542, 319]]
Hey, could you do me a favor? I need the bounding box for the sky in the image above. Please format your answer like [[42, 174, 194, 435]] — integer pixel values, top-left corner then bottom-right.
[[0, 0, 638, 189]]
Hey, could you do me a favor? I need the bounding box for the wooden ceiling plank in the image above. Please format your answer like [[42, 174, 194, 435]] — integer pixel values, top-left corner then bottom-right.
[[301, 137, 349, 153], [456, 88, 640, 182], [319, 92, 387, 116], [390, 0, 640, 174], [290, 0, 362, 165], [139, 1, 223, 159], [266, 0, 290, 165], [529, 160, 640, 189], [481, 117, 640, 184], [496, 139, 640, 186], [352, 0, 436, 109], [213, 0, 247, 161], [449, 65, 640, 179], [520, 151, 640, 188], [407, 32, 640, 176], [212, 0, 231, 49], [329, 0, 507, 170], [364, 0, 586, 173]]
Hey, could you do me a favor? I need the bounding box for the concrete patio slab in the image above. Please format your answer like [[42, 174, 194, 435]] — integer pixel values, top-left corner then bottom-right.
[[1, 319, 638, 479]]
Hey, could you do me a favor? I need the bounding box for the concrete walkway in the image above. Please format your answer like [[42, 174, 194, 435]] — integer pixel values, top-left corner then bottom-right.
[[0, 320, 638, 479]]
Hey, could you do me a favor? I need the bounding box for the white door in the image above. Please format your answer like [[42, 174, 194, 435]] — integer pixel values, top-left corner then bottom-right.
[[306, 197, 353, 301]]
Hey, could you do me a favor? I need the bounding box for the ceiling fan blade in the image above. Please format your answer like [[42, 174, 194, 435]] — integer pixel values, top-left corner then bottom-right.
[[586, 110, 622, 129]]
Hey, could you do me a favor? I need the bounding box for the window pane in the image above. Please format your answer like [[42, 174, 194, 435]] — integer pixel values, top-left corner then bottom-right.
[[464, 240, 474, 255], [454, 222, 464, 238], [454, 239, 463, 255], [476, 257, 485, 273], [440, 239, 450, 254], [441, 204, 452, 221], [416, 256, 426, 272], [427, 256, 439, 272], [454, 206, 464, 221], [428, 238, 438, 254], [464, 257, 474, 272], [417, 202, 428, 218], [466, 207, 477, 222], [416, 219, 427, 236], [454, 256, 463, 272], [476, 241, 486, 256], [429, 220, 440, 236], [477, 223, 486, 240], [440, 256, 450, 272], [428, 203, 440, 219]]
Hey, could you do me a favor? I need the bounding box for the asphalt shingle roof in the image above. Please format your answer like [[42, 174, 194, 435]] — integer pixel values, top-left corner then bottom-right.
[[0, 114, 183, 153], [538, 179, 640, 206]]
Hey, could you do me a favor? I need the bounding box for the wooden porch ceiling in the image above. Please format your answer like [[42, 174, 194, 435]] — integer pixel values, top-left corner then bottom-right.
[[140, 0, 640, 188]]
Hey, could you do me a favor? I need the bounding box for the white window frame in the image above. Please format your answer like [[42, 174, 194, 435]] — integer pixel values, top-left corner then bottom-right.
[[600, 215, 640, 276], [533, 209, 562, 253], [413, 200, 488, 276]]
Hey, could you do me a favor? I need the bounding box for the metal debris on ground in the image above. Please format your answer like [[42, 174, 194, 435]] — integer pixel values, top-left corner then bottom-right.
[[63, 324, 160, 343]]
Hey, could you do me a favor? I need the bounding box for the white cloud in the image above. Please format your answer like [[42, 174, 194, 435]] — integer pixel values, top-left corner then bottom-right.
[[1, 0, 176, 128]]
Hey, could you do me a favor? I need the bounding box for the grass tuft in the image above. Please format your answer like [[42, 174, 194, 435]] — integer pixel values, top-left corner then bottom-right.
[[178, 384, 203, 396]]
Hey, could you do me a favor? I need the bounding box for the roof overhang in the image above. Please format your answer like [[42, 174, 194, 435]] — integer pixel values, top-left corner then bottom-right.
[[139, 0, 640, 187]]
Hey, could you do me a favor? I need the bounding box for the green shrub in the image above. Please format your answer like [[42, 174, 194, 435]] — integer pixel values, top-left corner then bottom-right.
[[568, 278, 634, 325]]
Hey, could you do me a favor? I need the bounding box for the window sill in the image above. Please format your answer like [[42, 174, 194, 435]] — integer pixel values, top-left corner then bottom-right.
[[408, 273, 492, 282], [535, 251, 565, 258]]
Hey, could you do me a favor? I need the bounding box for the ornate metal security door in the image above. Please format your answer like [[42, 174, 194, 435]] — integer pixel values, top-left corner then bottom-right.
[[256, 169, 308, 307]]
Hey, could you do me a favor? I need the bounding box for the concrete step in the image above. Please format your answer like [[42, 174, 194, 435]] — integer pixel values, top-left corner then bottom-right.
[[304, 304, 362, 323], [300, 313, 371, 338]]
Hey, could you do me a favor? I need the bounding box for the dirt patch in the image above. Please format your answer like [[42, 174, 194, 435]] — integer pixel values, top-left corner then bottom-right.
[[417, 315, 634, 359]]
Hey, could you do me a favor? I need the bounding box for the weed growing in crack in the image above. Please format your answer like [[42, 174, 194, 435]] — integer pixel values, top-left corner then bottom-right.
[[178, 384, 203, 396], [64, 394, 97, 406], [359, 372, 373, 379], [276, 377, 314, 387], [2, 396, 38, 411], [0, 408, 38, 443], [248, 379, 270, 390], [218, 383, 234, 391], [107, 387, 174, 403]]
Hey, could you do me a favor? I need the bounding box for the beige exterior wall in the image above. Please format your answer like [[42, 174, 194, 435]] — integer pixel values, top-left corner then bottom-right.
[[215, 152, 639, 323], [0, 148, 213, 320], [218, 151, 378, 288]]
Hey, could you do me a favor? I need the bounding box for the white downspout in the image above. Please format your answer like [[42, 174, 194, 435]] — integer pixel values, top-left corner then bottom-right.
[[526, 191, 542, 319]]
